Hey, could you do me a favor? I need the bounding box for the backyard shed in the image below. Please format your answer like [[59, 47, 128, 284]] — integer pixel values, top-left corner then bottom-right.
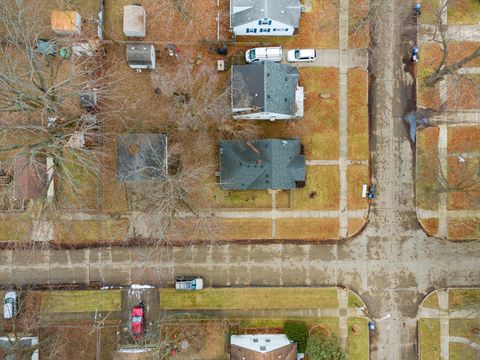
[[51, 10, 81, 35], [117, 134, 168, 182], [123, 5, 146, 37], [14, 156, 47, 201], [126, 44, 155, 69], [220, 139, 306, 190]]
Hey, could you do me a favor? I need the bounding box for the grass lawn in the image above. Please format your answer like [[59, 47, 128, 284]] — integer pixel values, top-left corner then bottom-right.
[[52, 220, 129, 244], [347, 69, 369, 160], [349, 0, 370, 48], [448, 218, 480, 240], [416, 44, 442, 109], [210, 187, 273, 209], [347, 165, 369, 210], [41, 290, 122, 313], [219, 218, 272, 240], [276, 218, 339, 240], [160, 287, 339, 310], [347, 318, 369, 360], [416, 127, 440, 210], [421, 291, 439, 309], [347, 218, 367, 237], [0, 215, 30, 241], [56, 151, 99, 211], [449, 289, 480, 310], [418, 0, 440, 25], [239, 317, 341, 335], [447, 0, 480, 24], [448, 126, 480, 153], [299, 68, 340, 160], [418, 318, 441, 360], [446, 74, 480, 110], [449, 319, 480, 341], [348, 292, 366, 308], [449, 342, 479, 360], [447, 157, 480, 211], [292, 166, 339, 210], [419, 218, 439, 236]]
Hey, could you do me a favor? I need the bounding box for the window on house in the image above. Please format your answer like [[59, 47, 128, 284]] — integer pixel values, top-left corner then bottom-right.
[[246, 28, 257, 33], [259, 18, 271, 25]]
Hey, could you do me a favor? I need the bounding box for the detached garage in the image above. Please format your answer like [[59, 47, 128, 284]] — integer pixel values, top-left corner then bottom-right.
[[126, 44, 155, 70]]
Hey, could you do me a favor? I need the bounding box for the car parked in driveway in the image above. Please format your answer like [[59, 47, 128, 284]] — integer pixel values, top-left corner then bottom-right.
[[175, 276, 204, 290], [286, 49, 317, 62], [130, 302, 145, 340], [4, 291, 18, 319]]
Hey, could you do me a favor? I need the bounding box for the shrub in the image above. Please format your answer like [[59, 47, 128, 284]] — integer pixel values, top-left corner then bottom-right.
[[284, 322, 308, 353], [305, 333, 346, 360]]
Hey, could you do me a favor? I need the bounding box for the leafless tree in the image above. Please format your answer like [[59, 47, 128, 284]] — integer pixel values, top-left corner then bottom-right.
[[423, 1, 480, 87]]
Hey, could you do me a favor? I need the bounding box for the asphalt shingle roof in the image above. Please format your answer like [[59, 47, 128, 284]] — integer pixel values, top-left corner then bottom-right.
[[232, 63, 299, 117], [220, 139, 306, 190], [231, 0, 301, 28]]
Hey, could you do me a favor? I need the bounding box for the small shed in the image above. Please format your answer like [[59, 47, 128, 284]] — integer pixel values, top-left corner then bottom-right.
[[14, 156, 47, 201], [51, 10, 81, 36], [126, 44, 155, 70], [123, 5, 146, 37]]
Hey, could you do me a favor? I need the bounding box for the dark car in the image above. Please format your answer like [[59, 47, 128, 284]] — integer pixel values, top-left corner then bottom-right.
[[131, 302, 145, 339]]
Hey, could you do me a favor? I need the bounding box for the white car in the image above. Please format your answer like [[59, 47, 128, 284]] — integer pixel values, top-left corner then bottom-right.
[[4, 291, 18, 319], [287, 49, 317, 62]]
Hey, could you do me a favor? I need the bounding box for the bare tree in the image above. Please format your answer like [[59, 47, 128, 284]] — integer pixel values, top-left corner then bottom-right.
[[423, 1, 480, 87]]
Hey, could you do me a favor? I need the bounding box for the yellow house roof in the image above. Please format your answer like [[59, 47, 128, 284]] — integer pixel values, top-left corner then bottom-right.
[[51, 10, 81, 33]]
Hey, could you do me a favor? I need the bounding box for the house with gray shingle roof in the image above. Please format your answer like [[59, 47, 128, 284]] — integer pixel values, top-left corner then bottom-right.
[[232, 62, 304, 120], [219, 139, 306, 190], [230, 0, 302, 36]]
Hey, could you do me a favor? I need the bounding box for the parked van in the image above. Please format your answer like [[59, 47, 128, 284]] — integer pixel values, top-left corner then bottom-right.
[[245, 47, 282, 63], [4, 291, 18, 319], [175, 276, 204, 290]]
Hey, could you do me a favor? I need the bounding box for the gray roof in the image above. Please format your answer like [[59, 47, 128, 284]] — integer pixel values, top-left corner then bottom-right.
[[117, 134, 167, 182], [220, 139, 306, 190], [232, 63, 299, 117], [126, 44, 153, 66], [231, 0, 301, 28], [0, 337, 38, 360]]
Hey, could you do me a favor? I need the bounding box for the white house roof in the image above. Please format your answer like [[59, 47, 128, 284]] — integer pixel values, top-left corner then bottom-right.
[[123, 5, 146, 37], [231, 334, 292, 353], [231, 0, 301, 28]]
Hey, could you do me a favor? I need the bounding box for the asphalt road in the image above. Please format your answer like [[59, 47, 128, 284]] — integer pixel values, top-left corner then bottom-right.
[[0, 0, 479, 359]]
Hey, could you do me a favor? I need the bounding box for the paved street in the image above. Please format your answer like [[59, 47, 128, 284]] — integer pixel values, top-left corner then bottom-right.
[[0, 0, 479, 359]]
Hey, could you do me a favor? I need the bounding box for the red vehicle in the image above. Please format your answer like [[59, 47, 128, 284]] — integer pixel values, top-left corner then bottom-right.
[[131, 302, 145, 339]]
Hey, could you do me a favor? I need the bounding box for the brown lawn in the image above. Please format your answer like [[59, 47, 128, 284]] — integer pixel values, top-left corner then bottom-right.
[[347, 69, 369, 160], [416, 127, 440, 210], [347, 165, 369, 210], [276, 218, 339, 240], [419, 217, 439, 236]]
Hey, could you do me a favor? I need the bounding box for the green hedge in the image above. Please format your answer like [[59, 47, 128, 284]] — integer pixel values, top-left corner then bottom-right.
[[284, 322, 308, 353]]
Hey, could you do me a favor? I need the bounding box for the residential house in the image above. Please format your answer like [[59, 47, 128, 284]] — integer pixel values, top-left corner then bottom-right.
[[231, 62, 304, 120], [219, 138, 306, 190], [117, 134, 167, 181], [0, 336, 39, 360], [230, 334, 297, 360], [230, 0, 302, 36]]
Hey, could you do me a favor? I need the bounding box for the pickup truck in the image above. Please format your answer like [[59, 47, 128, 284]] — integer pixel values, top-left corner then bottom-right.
[[175, 276, 204, 290]]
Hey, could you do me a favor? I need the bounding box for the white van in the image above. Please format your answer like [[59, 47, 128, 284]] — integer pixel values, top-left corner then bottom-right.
[[245, 47, 282, 63]]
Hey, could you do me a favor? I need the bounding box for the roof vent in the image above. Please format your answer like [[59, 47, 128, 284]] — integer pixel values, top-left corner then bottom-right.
[[260, 345, 267, 351], [267, 95, 271, 99], [284, 98, 288, 102], [265, 339, 271, 342], [253, 338, 259, 343]]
